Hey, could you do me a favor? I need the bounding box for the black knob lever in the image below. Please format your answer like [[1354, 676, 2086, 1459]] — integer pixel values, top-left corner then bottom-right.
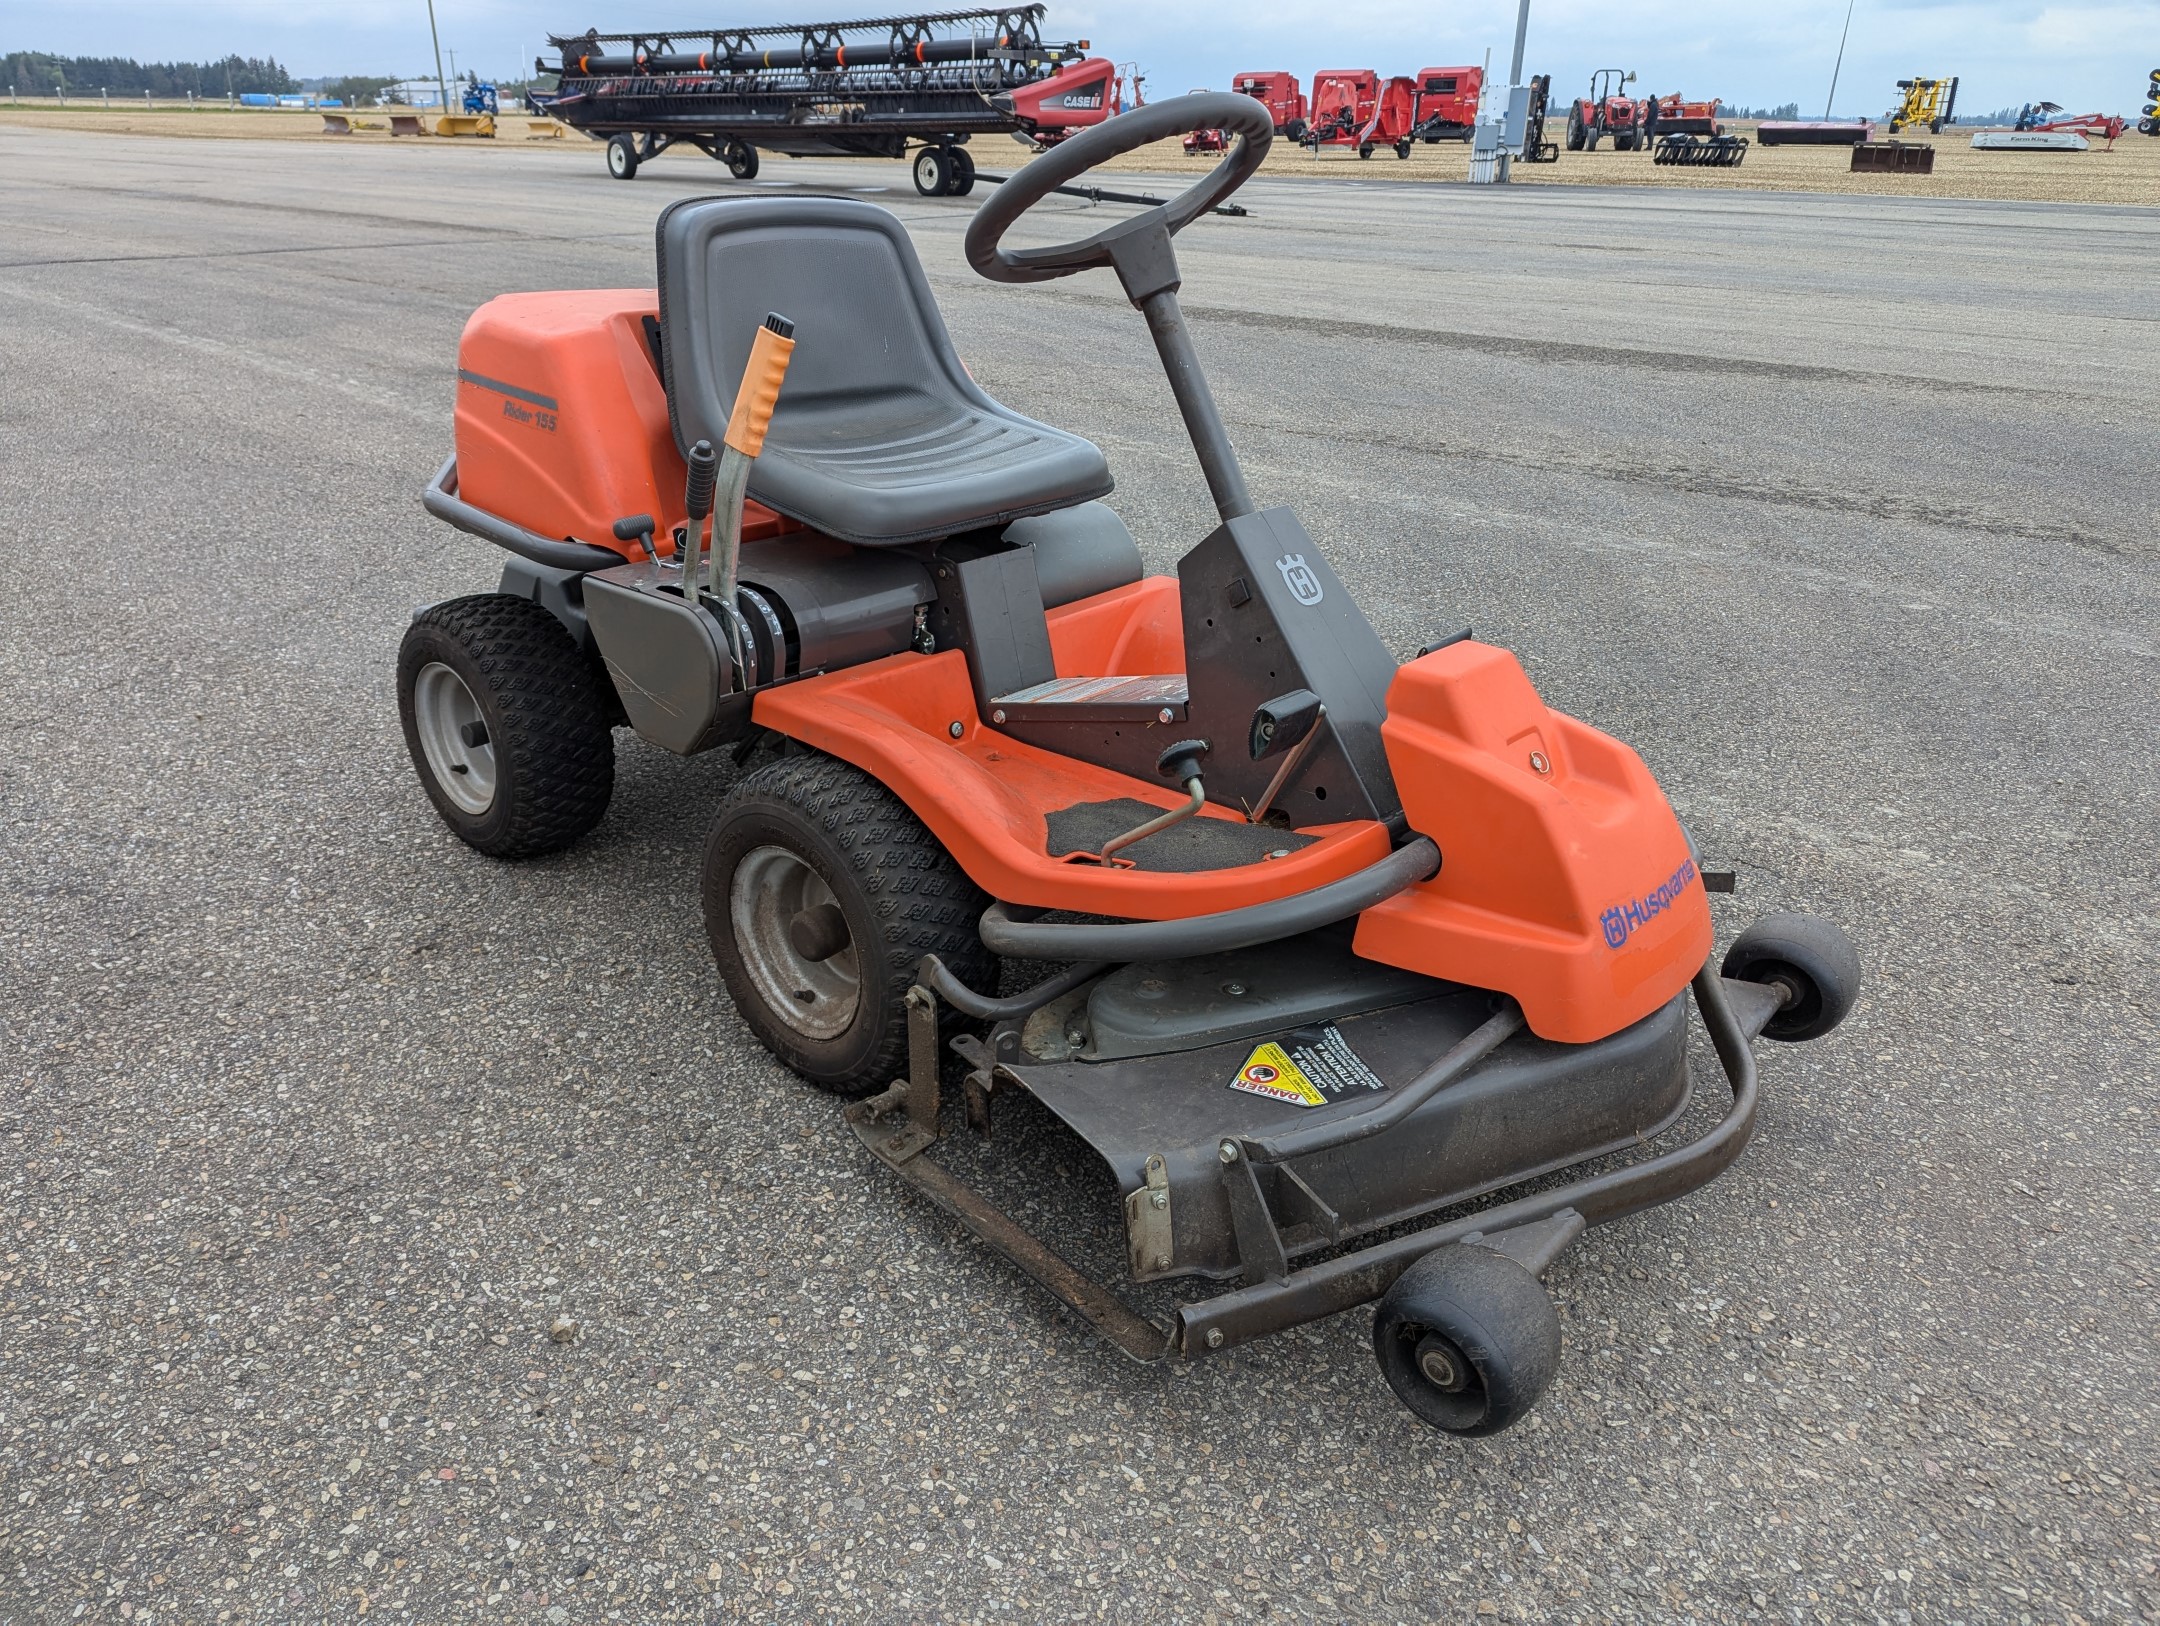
[[1156, 738, 1210, 787]]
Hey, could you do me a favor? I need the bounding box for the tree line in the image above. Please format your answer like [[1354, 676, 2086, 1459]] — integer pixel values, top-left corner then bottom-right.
[[3, 51, 297, 97]]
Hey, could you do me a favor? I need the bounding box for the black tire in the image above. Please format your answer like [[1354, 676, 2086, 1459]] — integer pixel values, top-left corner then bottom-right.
[[912, 146, 952, 197], [1357, 142, 1373, 160], [948, 145, 976, 195], [1888, 119, 1902, 134], [1928, 118, 1942, 135], [703, 753, 992, 1095], [1283, 117, 1308, 143], [1614, 130, 1639, 152], [606, 131, 639, 180], [1374, 1245, 1561, 1436], [1565, 105, 1586, 150], [397, 595, 615, 859], [1720, 912, 1861, 1043], [724, 140, 760, 179], [1394, 139, 1411, 159]]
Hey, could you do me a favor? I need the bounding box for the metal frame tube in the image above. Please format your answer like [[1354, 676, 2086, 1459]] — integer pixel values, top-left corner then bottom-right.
[[1139, 289, 1254, 523]]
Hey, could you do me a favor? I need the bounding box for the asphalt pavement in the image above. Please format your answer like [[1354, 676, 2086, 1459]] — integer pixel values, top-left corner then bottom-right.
[[2, 127, 2156, 1624]]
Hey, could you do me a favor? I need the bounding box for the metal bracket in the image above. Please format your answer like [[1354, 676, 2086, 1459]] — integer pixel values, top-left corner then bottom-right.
[[1219, 1141, 1289, 1284], [1123, 1153, 1175, 1277]]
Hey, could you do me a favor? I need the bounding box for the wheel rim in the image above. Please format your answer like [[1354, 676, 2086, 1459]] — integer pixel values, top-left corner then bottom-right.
[[412, 661, 496, 816], [915, 150, 941, 190], [730, 845, 860, 1041]]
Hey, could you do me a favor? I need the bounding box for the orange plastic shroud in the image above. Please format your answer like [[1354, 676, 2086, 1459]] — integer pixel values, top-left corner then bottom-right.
[[452, 290, 797, 561], [755, 584, 1710, 1045]]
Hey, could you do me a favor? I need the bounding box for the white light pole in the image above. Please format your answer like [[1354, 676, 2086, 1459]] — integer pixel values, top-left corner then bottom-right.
[[426, 0, 450, 113], [1825, 0, 1858, 119]]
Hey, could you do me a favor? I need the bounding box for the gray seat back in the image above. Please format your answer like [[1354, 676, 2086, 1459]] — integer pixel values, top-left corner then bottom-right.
[[656, 196, 1113, 547]]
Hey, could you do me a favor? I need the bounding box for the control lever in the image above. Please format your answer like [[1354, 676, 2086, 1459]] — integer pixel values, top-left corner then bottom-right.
[[709, 312, 797, 686], [681, 441, 716, 601], [1246, 689, 1326, 825], [612, 514, 658, 560], [1095, 739, 1211, 866]]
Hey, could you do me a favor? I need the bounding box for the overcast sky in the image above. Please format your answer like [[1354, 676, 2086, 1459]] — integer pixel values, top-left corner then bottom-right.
[[5, 1, 2155, 115]]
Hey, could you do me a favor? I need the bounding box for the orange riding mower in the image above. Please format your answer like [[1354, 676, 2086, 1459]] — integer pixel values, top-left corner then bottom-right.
[[399, 94, 1859, 1435]]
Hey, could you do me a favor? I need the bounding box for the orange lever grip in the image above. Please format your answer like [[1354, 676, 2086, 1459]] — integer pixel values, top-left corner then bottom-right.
[[724, 326, 795, 459]]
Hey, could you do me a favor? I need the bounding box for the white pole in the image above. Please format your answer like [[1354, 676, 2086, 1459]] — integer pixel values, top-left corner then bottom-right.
[[1825, 0, 1858, 119], [427, 0, 451, 113]]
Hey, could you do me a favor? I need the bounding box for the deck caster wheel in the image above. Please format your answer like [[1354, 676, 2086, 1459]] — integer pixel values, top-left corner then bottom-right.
[[1721, 913, 1861, 1042], [397, 595, 615, 858], [1374, 1244, 1561, 1436], [703, 752, 993, 1096], [723, 139, 760, 179], [606, 132, 640, 180], [912, 146, 953, 196]]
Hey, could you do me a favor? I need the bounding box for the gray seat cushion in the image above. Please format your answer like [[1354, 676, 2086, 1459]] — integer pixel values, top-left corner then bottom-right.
[[657, 197, 1114, 548]]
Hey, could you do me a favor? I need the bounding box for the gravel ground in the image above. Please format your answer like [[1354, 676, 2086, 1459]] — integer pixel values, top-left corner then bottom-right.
[[4, 105, 2157, 206], [2, 126, 2156, 1624]]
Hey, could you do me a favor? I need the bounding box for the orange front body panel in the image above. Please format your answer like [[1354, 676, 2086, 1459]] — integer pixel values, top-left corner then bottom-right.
[[452, 289, 794, 560], [1353, 642, 1710, 1043], [751, 578, 1393, 917]]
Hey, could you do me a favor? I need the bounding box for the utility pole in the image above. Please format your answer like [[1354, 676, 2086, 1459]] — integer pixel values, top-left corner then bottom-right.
[[1825, 0, 1858, 119], [426, 0, 450, 113]]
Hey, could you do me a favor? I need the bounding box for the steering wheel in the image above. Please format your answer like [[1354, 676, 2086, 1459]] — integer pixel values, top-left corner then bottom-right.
[[965, 93, 1274, 285]]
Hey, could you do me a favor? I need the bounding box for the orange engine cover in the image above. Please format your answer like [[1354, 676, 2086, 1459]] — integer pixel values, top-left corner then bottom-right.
[[452, 289, 794, 560], [1353, 641, 1711, 1044]]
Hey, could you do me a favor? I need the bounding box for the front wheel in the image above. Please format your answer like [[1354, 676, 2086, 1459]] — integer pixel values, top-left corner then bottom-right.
[[1721, 913, 1861, 1042], [703, 753, 994, 1095], [1374, 1245, 1561, 1436], [912, 145, 953, 196], [1394, 139, 1411, 159], [397, 596, 615, 858], [606, 131, 639, 180], [723, 139, 760, 179]]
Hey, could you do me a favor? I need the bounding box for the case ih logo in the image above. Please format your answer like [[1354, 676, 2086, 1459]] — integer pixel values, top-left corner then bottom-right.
[[1048, 89, 1104, 109], [1601, 858, 1698, 949], [1276, 553, 1324, 605]]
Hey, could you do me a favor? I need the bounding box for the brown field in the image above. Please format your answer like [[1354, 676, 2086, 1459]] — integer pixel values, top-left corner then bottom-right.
[[3, 102, 2155, 206]]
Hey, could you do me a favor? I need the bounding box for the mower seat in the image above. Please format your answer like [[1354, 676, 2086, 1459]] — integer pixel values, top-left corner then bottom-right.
[[657, 197, 1114, 548]]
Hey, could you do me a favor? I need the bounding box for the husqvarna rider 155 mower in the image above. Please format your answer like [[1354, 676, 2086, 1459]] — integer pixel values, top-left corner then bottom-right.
[[399, 94, 1860, 1434]]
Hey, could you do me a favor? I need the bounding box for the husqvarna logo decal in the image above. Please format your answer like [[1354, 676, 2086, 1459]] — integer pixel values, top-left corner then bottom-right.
[[1276, 554, 1324, 606], [1600, 858, 1698, 949]]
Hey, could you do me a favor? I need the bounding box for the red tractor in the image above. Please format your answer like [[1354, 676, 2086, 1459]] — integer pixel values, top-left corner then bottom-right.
[[1304, 69, 1417, 158], [1232, 70, 1307, 140], [1407, 65, 1483, 142], [1566, 68, 1646, 152]]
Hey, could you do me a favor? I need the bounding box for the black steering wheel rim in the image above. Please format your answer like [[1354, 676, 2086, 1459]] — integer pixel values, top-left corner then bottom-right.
[[965, 93, 1274, 285]]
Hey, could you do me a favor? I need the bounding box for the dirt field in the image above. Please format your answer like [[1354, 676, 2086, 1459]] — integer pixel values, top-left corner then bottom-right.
[[3, 102, 2157, 205]]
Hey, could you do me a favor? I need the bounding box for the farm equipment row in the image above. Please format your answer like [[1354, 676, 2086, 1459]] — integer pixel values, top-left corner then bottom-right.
[[534, 5, 1129, 191], [1222, 66, 1556, 165]]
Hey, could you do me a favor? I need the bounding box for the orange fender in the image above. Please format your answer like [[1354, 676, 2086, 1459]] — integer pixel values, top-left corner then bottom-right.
[[1353, 642, 1710, 1043]]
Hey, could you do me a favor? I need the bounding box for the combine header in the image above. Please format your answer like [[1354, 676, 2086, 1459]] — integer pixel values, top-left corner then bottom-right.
[[536, 6, 1118, 192], [1888, 76, 1958, 134]]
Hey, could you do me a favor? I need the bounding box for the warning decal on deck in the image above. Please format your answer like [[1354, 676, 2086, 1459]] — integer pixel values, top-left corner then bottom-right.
[[1228, 1026, 1387, 1109]]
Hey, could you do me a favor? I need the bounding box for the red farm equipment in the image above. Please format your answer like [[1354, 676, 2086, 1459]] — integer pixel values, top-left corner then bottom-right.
[[2016, 103, 2128, 149], [1646, 94, 1721, 137], [1183, 92, 1227, 154], [1304, 69, 1416, 158], [1232, 70, 1307, 140], [1565, 68, 1646, 152], [1406, 65, 1482, 143]]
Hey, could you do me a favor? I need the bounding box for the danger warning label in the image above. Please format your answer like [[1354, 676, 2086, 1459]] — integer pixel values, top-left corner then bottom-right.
[[1228, 1026, 1387, 1109]]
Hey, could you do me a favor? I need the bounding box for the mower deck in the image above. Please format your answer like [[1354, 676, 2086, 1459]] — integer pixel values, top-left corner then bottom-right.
[[847, 967, 1785, 1361]]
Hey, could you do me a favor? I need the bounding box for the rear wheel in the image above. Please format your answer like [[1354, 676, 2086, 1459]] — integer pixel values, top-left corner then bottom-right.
[[1721, 913, 1862, 1042], [723, 139, 760, 179], [1374, 1245, 1561, 1436], [948, 145, 976, 196], [606, 131, 639, 180], [703, 753, 993, 1095], [912, 145, 953, 196], [397, 595, 615, 858], [1565, 104, 1586, 150]]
